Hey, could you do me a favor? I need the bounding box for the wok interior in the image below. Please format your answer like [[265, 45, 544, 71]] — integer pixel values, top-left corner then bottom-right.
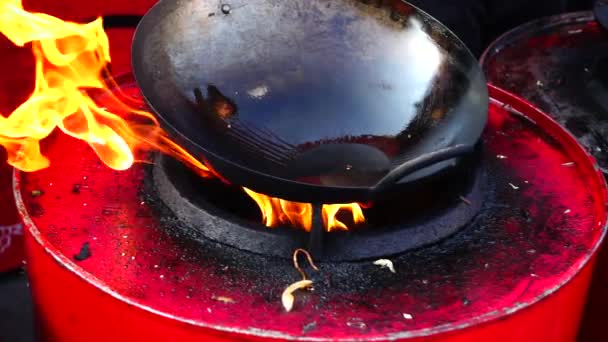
[[133, 0, 488, 188]]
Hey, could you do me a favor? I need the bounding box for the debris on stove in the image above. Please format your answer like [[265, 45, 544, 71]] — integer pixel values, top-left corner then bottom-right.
[[508, 183, 520, 190], [292, 248, 319, 280], [282, 280, 314, 312], [346, 318, 368, 331], [403, 313, 414, 320], [282, 249, 319, 312], [71, 184, 81, 194], [73, 242, 91, 261], [373, 259, 396, 273], [31, 189, 43, 197], [561, 162, 575, 167], [212, 295, 235, 304], [302, 321, 317, 334]]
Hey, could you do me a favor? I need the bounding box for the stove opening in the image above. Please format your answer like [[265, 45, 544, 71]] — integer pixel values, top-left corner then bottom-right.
[[150, 148, 485, 261]]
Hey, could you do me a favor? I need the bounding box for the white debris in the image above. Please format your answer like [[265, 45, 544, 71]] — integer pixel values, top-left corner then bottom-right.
[[403, 313, 414, 320], [374, 259, 396, 273], [247, 85, 269, 99], [561, 162, 575, 167], [496, 155, 508, 159], [508, 183, 519, 190], [564, 209, 571, 214], [281, 279, 314, 312]]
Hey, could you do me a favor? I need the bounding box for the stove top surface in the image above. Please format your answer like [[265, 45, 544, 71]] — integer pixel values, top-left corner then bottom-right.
[[11, 73, 606, 340]]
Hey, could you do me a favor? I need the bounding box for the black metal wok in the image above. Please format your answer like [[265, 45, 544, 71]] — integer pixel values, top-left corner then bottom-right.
[[131, 0, 489, 203]]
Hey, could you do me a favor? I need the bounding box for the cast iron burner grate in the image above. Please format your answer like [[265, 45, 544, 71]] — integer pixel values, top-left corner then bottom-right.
[[149, 150, 485, 262]]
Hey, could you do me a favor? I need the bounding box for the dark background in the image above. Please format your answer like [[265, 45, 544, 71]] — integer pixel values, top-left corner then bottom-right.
[[408, 0, 596, 56], [0, 0, 604, 341]]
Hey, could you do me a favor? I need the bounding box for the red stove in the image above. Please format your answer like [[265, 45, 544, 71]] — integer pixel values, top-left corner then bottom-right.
[[1, 1, 607, 341], [15, 73, 607, 341]]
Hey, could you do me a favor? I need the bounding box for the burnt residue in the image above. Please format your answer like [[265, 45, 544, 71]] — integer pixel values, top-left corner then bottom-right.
[[27, 202, 44, 218], [72, 184, 81, 194], [302, 321, 317, 334], [73, 242, 91, 261]]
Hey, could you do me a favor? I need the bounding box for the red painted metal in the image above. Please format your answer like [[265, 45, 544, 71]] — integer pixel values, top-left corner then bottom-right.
[[21, 222, 599, 342], [13, 73, 607, 340], [479, 13, 608, 340]]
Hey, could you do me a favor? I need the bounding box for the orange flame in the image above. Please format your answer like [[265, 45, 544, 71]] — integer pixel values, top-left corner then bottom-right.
[[323, 203, 365, 232], [243, 188, 313, 230], [0, 0, 213, 177], [244, 188, 365, 232], [0, 1, 365, 232]]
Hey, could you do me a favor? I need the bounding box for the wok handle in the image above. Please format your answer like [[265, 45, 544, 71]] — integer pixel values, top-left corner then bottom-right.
[[371, 144, 474, 195]]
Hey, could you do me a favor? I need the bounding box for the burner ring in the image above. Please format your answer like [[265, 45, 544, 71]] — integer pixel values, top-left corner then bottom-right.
[[150, 152, 485, 262]]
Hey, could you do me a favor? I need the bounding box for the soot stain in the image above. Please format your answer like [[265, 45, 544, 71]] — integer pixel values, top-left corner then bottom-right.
[[73, 242, 91, 261]]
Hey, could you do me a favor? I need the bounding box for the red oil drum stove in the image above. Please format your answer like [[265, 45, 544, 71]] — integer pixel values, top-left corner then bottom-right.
[[2, 3, 608, 342]]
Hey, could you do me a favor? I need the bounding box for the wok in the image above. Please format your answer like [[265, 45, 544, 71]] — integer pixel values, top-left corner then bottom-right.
[[132, 0, 489, 203]]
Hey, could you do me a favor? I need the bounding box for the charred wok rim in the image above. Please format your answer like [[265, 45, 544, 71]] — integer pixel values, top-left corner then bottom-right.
[[130, 0, 488, 203], [13, 84, 608, 340]]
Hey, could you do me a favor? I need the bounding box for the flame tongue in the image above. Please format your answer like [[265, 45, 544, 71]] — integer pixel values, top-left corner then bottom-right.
[[244, 188, 314, 231], [0, 0, 130, 170], [323, 203, 365, 232], [0, 0, 364, 232], [244, 188, 365, 232]]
